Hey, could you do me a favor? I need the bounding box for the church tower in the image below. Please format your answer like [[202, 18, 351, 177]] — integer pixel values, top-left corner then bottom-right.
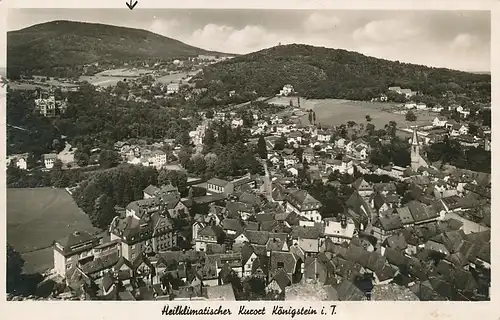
[[410, 126, 427, 171]]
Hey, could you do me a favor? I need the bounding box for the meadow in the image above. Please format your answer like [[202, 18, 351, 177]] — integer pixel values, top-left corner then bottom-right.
[[7, 188, 100, 274], [297, 99, 436, 129]]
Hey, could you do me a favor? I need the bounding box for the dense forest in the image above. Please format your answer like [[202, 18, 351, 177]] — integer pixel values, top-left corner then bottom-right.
[[7, 20, 227, 78], [197, 44, 491, 102]]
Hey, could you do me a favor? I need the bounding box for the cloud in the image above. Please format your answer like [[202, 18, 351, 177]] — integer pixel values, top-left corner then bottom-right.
[[187, 24, 283, 54], [303, 13, 341, 32], [148, 18, 182, 37], [352, 19, 422, 43], [450, 33, 476, 50]]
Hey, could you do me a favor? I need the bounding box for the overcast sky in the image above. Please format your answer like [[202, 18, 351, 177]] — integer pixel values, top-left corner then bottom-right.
[[6, 9, 491, 72]]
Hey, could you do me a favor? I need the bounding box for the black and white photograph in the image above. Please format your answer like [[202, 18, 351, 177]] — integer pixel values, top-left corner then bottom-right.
[[4, 4, 492, 304]]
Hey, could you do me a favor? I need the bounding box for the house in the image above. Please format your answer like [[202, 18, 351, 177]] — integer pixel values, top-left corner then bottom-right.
[[456, 106, 471, 118], [283, 155, 299, 167], [432, 117, 448, 128], [109, 196, 184, 259], [317, 131, 331, 142], [257, 120, 269, 129], [279, 84, 294, 96], [303, 256, 330, 284], [450, 124, 469, 137], [207, 178, 233, 195], [332, 279, 366, 301], [291, 225, 322, 255], [43, 153, 57, 169], [416, 103, 427, 110], [353, 178, 373, 197], [143, 183, 180, 199], [53, 231, 103, 278], [6, 153, 29, 170], [231, 118, 244, 128], [303, 147, 315, 163], [205, 283, 236, 300], [195, 225, 224, 251], [404, 102, 417, 109], [268, 251, 301, 286], [166, 83, 180, 95], [323, 216, 356, 244], [369, 213, 403, 242], [286, 190, 323, 222]]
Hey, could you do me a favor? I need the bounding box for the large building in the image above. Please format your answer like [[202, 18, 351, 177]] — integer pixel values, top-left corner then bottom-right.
[[53, 231, 103, 277], [109, 192, 187, 260], [286, 190, 323, 222]]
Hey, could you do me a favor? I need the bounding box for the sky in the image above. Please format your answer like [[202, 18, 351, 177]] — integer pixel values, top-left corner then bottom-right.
[[6, 9, 491, 72]]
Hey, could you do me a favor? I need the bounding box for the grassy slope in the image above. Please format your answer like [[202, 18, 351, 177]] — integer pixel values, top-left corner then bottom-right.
[[7, 188, 100, 273]]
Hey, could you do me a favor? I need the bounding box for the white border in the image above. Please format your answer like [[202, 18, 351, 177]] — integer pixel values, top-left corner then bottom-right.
[[0, 1, 498, 320]]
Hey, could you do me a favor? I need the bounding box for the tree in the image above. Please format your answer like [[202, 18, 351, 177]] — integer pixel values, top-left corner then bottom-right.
[[6, 244, 25, 295], [177, 147, 192, 168], [92, 194, 116, 229], [405, 110, 417, 122], [203, 128, 216, 150], [99, 150, 120, 169], [257, 136, 267, 159], [366, 123, 375, 135], [175, 130, 191, 146]]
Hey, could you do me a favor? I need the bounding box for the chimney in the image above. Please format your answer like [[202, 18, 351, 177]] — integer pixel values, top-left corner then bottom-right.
[[341, 215, 347, 229]]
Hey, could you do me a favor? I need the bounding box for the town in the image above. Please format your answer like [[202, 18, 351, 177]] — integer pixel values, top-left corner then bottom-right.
[[6, 19, 491, 303]]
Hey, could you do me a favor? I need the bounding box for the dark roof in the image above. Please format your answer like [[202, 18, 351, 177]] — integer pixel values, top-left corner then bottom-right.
[[270, 268, 291, 291], [81, 251, 120, 275], [384, 248, 409, 267], [407, 200, 439, 222], [55, 231, 101, 256], [333, 280, 365, 301], [198, 225, 224, 238]]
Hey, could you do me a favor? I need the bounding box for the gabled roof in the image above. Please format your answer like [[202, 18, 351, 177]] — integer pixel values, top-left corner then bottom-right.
[[270, 268, 292, 291], [333, 279, 365, 301]]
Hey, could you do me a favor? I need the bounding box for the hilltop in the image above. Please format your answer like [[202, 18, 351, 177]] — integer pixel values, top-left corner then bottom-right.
[[197, 44, 490, 102], [7, 20, 227, 77]]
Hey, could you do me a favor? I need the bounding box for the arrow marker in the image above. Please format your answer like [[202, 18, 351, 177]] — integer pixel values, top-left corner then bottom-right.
[[0, 76, 8, 88], [126, 0, 138, 10]]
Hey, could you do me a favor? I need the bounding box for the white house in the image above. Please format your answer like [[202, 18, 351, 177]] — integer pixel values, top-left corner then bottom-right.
[[317, 131, 332, 142], [432, 117, 448, 127], [166, 83, 180, 95], [456, 106, 471, 119], [322, 217, 356, 244], [43, 153, 57, 169], [283, 155, 299, 167], [416, 103, 427, 110], [231, 118, 244, 128], [6, 154, 29, 170], [450, 124, 469, 137], [279, 84, 294, 96], [404, 102, 417, 109]]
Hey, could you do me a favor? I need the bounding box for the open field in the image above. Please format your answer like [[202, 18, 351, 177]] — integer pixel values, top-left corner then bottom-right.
[[156, 70, 199, 84], [79, 75, 124, 87], [7, 188, 100, 274], [297, 99, 435, 129], [95, 68, 152, 77]]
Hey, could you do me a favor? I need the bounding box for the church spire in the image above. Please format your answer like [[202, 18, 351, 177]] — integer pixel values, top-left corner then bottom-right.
[[411, 126, 419, 146]]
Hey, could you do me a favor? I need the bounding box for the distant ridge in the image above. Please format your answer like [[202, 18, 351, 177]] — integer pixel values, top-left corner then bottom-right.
[[198, 43, 491, 101], [7, 20, 230, 76]]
